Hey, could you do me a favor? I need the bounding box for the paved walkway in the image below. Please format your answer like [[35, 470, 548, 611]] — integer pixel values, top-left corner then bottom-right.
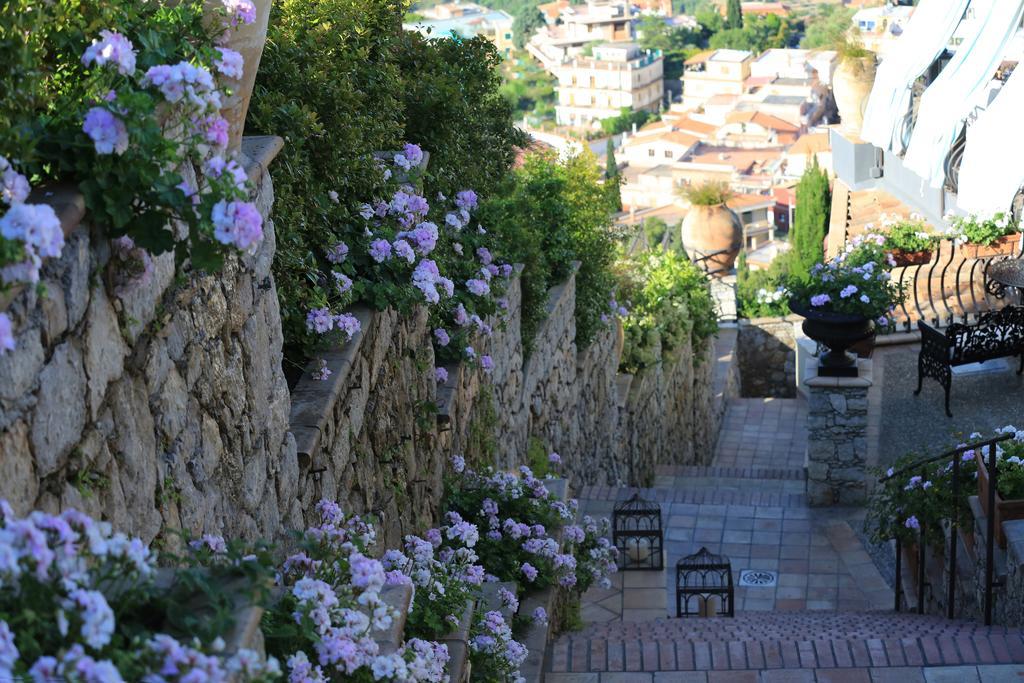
[[549, 398, 1024, 681]]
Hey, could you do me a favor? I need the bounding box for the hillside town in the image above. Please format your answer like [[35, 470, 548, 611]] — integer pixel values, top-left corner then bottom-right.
[[6, 1, 1024, 682], [405, 0, 920, 275]]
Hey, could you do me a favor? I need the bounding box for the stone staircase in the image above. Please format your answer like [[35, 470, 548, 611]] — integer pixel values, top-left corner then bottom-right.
[[549, 610, 1024, 675]]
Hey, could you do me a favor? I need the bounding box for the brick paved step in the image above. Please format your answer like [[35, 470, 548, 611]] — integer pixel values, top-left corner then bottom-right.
[[655, 465, 807, 482], [549, 612, 1024, 673], [580, 485, 808, 508]]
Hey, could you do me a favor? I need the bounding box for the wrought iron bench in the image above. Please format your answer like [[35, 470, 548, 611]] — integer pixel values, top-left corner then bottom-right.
[[916, 306, 1024, 417]]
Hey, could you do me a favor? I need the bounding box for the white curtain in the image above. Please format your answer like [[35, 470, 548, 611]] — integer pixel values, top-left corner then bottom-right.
[[861, 0, 972, 153], [903, 0, 1024, 188], [957, 67, 1024, 214]]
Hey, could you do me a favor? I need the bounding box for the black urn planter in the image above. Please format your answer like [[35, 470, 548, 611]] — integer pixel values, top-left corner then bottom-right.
[[790, 301, 875, 377]]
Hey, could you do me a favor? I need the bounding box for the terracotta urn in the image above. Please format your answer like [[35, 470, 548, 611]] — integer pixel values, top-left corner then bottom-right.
[[211, 0, 272, 152], [681, 204, 742, 274], [833, 55, 877, 135]]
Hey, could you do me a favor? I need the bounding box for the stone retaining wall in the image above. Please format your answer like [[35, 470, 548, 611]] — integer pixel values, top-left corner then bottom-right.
[[0, 137, 294, 547], [737, 316, 798, 398], [0, 138, 732, 547]]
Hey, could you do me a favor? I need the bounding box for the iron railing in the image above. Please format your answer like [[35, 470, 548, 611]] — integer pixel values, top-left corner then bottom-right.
[[689, 247, 732, 278], [883, 238, 1024, 334], [880, 433, 1012, 625]]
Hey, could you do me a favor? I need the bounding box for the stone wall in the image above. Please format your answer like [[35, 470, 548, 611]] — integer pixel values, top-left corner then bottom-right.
[[0, 137, 294, 547], [737, 316, 798, 398], [805, 360, 871, 506], [0, 138, 733, 548]]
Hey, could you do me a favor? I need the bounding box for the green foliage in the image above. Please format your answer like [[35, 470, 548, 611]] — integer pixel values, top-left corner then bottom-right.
[[835, 31, 873, 62], [511, 6, 545, 49], [881, 217, 939, 254], [605, 144, 622, 214], [799, 5, 854, 50], [683, 180, 733, 206], [636, 15, 705, 80], [726, 0, 743, 30], [480, 150, 619, 353], [599, 107, 653, 136], [616, 249, 718, 373], [789, 158, 831, 279], [949, 212, 1021, 246], [709, 13, 795, 53], [248, 0, 523, 367], [736, 249, 790, 318], [0, 1, 250, 271], [465, 386, 500, 470], [866, 449, 979, 547], [395, 31, 527, 201], [643, 217, 670, 250], [500, 56, 557, 124]]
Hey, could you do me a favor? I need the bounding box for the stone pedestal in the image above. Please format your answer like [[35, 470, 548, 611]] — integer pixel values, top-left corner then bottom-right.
[[804, 359, 872, 506]]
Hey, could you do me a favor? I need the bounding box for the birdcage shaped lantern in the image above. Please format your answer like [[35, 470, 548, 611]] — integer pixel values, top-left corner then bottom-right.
[[612, 493, 664, 570], [675, 547, 734, 618]]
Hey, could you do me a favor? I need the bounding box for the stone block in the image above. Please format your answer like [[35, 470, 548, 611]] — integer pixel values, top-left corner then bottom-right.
[[31, 341, 87, 477], [84, 285, 128, 418]]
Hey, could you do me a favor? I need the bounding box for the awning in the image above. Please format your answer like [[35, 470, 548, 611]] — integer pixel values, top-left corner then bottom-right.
[[903, 0, 1024, 188], [957, 67, 1024, 214], [861, 0, 972, 153]]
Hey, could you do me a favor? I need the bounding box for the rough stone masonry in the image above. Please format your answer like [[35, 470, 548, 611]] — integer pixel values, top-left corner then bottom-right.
[[805, 361, 872, 506]]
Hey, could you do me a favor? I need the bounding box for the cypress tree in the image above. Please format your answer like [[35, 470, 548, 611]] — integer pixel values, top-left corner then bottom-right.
[[726, 0, 743, 30], [605, 142, 622, 212], [791, 157, 831, 277]]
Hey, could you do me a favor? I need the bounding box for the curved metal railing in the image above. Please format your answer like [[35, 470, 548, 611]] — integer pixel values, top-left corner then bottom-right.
[[882, 237, 1024, 335], [879, 433, 1013, 625]]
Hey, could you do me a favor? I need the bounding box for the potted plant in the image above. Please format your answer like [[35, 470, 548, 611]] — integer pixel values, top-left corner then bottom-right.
[[788, 232, 904, 377], [680, 181, 743, 274], [947, 212, 1023, 259], [880, 214, 939, 267], [974, 427, 1024, 549], [833, 34, 877, 135]]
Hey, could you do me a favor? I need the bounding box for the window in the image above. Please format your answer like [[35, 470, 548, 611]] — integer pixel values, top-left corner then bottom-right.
[[664, 150, 672, 158], [505, 32, 512, 39], [648, 149, 656, 157]]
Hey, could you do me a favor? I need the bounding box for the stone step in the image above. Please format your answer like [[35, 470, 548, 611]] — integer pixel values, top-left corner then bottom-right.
[[549, 611, 1024, 673]]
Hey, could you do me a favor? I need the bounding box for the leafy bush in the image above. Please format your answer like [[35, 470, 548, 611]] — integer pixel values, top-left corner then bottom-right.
[[1, 1, 262, 278], [480, 150, 620, 353], [683, 181, 733, 206], [616, 249, 718, 374]]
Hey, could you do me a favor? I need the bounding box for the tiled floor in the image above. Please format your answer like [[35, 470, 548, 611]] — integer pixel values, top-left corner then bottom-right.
[[552, 397, 1024, 679], [577, 397, 889, 620]]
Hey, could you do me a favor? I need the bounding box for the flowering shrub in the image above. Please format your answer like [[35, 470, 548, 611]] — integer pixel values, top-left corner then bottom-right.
[[615, 249, 718, 373], [293, 146, 514, 375], [382, 517, 485, 640], [0, 501, 279, 681], [983, 426, 1024, 500], [788, 232, 904, 324], [0, 156, 64, 292], [261, 501, 449, 682], [1, 1, 263, 275], [877, 214, 938, 254], [467, 609, 527, 682], [947, 212, 1021, 246]]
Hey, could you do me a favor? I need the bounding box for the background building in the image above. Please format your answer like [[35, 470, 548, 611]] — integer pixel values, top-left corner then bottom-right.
[[405, 2, 516, 57], [553, 42, 664, 126]]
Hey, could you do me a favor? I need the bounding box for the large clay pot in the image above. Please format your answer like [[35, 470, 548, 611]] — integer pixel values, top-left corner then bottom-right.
[[681, 204, 742, 275], [833, 56, 877, 136], [211, 0, 272, 152], [789, 300, 874, 377]]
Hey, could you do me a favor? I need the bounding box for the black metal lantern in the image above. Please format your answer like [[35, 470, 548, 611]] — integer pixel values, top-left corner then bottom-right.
[[675, 547, 734, 618], [612, 493, 663, 570]]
